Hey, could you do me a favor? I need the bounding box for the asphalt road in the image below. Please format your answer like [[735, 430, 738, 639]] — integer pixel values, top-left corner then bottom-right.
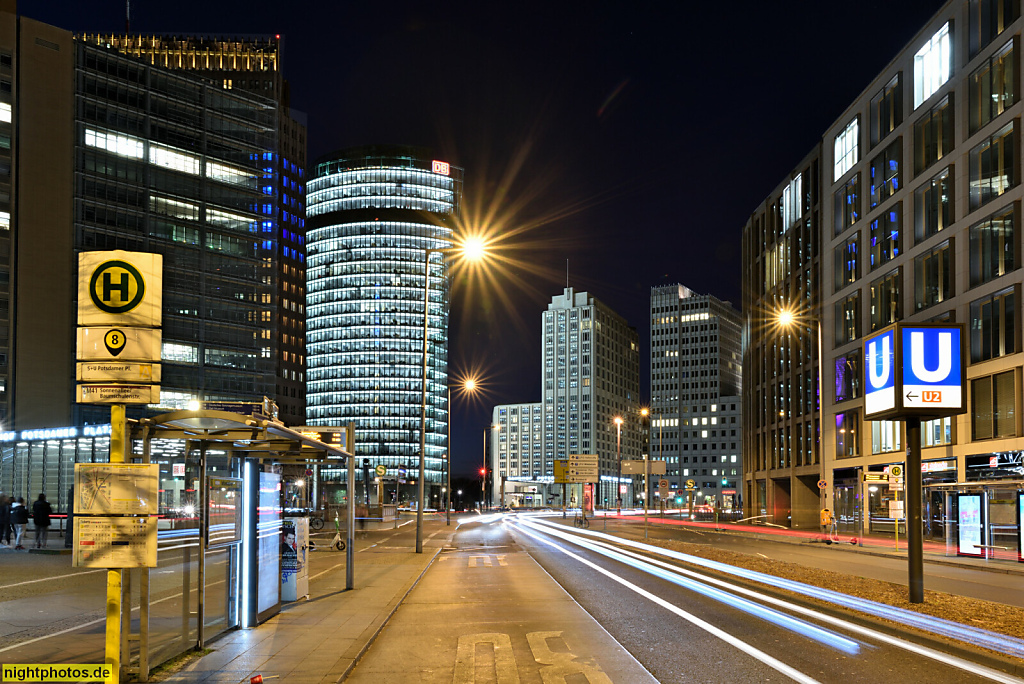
[[505, 514, 1023, 683]]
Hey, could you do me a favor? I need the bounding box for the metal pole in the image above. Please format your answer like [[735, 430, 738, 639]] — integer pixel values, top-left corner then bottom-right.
[[106, 403, 126, 684], [197, 443, 207, 649], [906, 417, 924, 603], [417, 249, 433, 554], [481, 428, 487, 511], [446, 385, 451, 526], [347, 423, 355, 589], [615, 421, 621, 516]]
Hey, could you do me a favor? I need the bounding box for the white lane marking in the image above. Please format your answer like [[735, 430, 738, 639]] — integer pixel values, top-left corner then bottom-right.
[[532, 520, 1024, 684], [309, 562, 346, 581], [0, 569, 107, 589], [453, 633, 520, 684], [514, 525, 820, 684]]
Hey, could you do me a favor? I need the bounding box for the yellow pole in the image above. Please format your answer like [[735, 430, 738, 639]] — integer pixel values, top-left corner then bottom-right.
[[106, 403, 126, 684]]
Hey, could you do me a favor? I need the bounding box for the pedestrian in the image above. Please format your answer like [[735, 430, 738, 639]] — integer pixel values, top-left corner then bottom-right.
[[0, 494, 11, 546], [11, 496, 28, 549], [32, 493, 52, 549]]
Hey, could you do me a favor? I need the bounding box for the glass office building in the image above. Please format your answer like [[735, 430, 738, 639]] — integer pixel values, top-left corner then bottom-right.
[[306, 146, 462, 503]]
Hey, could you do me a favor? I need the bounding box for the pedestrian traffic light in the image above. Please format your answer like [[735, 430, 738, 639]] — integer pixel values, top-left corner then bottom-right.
[[479, 467, 486, 476], [721, 477, 728, 485], [675, 496, 683, 504]]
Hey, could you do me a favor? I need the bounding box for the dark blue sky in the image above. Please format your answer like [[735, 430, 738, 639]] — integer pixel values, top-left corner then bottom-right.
[[33, 0, 945, 475]]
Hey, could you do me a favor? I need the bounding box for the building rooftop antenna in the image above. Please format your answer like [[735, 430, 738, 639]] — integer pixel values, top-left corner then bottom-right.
[[126, 0, 131, 34]]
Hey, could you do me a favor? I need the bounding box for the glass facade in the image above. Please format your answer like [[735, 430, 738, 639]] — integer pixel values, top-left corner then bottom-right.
[[305, 147, 462, 495], [74, 42, 278, 424]]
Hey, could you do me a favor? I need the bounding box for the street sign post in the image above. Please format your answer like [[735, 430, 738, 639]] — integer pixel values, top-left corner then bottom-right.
[[863, 322, 966, 604]]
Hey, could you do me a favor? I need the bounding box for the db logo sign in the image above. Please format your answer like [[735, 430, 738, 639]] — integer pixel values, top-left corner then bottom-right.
[[923, 390, 942, 403]]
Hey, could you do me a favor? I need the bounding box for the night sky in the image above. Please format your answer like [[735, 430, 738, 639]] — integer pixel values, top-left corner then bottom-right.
[[35, 0, 945, 476]]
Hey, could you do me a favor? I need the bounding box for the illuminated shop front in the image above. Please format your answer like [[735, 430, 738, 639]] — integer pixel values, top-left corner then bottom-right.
[[306, 145, 463, 506]]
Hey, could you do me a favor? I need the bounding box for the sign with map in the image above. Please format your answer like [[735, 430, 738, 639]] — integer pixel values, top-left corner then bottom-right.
[[74, 463, 159, 515]]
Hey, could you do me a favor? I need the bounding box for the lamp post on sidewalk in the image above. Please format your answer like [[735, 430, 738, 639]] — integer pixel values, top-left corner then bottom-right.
[[614, 416, 623, 516]]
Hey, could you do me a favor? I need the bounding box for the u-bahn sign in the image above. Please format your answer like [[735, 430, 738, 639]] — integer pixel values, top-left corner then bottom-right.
[[863, 323, 966, 420], [78, 251, 162, 327]]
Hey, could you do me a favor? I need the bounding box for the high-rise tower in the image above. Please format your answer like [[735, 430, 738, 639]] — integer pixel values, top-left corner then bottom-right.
[[305, 145, 462, 503]]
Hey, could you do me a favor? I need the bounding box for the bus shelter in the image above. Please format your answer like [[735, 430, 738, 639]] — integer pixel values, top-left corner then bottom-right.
[[119, 410, 350, 681]]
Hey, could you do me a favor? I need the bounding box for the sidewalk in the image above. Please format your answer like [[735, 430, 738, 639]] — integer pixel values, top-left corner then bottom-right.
[[159, 534, 439, 683]]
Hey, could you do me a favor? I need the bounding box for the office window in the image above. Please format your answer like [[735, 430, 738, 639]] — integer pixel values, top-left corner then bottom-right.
[[872, 420, 901, 453], [915, 240, 953, 311], [835, 410, 860, 458], [833, 174, 861, 235], [782, 174, 802, 230], [970, 286, 1017, 361], [969, 121, 1016, 211], [871, 74, 903, 147], [971, 370, 1017, 439], [870, 268, 901, 331], [915, 166, 953, 242], [969, 204, 1018, 286], [835, 292, 861, 345], [914, 95, 954, 174], [869, 138, 901, 208], [969, 0, 1020, 57], [833, 233, 860, 292], [869, 204, 902, 269], [922, 416, 953, 446], [914, 22, 951, 108], [834, 117, 859, 182], [969, 40, 1017, 134], [834, 351, 861, 403]]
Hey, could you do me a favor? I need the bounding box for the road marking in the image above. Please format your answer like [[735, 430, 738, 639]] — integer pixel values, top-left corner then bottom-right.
[[453, 633, 519, 684], [527, 631, 612, 683], [0, 569, 106, 589], [513, 524, 821, 684], [468, 554, 508, 568], [309, 562, 345, 581]]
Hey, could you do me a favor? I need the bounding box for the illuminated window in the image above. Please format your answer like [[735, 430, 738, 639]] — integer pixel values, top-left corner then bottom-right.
[[0, 211, 8, 230], [149, 143, 200, 175], [871, 420, 901, 453], [914, 23, 951, 108], [870, 74, 902, 147], [0, 102, 10, 123], [84, 127, 144, 159], [969, 205, 1017, 286], [969, 121, 1016, 211], [834, 118, 859, 181], [915, 167, 953, 242], [781, 174, 802, 230]]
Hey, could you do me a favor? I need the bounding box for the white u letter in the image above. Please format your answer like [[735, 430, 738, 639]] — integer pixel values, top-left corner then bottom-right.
[[868, 336, 890, 388], [910, 331, 952, 383]]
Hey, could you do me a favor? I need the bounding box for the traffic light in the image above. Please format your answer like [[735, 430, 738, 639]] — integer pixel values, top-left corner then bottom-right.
[[721, 477, 728, 485], [479, 468, 486, 476], [675, 496, 683, 505]]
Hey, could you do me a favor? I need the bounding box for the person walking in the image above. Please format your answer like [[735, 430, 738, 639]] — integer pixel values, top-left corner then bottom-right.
[[32, 493, 52, 549], [11, 496, 28, 549], [0, 494, 11, 547]]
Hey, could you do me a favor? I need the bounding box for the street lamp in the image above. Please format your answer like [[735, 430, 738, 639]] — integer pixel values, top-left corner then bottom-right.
[[416, 235, 489, 554], [614, 416, 623, 515], [776, 305, 824, 520], [640, 407, 650, 538]]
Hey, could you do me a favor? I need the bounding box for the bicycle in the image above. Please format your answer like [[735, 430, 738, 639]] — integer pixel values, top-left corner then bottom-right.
[[573, 513, 589, 529], [309, 511, 325, 531]]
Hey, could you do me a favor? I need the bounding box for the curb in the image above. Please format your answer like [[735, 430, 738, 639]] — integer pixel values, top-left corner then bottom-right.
[[336, 547, 441, 682]]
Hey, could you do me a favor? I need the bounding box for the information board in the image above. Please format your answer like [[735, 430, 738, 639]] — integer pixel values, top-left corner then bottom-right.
[[75, 463, 159, 515], [73, 516, 157, 568], [957, 493, 984, 558]]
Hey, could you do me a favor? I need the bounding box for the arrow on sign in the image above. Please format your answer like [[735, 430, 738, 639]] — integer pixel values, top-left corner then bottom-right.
[[906, 391, 918, 401]]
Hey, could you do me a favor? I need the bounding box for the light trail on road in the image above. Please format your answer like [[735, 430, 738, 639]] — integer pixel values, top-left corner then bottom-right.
[[512, 520, 824, 683], [512, 516, 1024, 684], [519, 514, 1024, 660]]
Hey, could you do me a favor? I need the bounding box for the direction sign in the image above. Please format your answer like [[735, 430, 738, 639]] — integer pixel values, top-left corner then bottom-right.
[[864, 323, 966, 420], [77, 384, 160, 405], [554, 459, 598, 484], [374, 464, 387, 477], [78, 251, 162, 327], [77, 361, 160, 383], [621, 459, 667, 475], [901, 327, 962, 412], [863, 473, 887, 482], [77, 327, 161, 362], [567, 454, 598, 465]]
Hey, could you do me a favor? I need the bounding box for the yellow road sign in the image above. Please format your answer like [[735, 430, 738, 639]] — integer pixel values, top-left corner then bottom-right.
[[78, 251, 162, 327]]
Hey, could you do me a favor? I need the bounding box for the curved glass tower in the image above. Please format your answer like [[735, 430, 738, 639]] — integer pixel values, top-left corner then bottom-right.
[[306, 145, 462, 504]]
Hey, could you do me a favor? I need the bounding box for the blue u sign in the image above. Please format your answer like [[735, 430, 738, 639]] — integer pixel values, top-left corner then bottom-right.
[[864, 329, 895, 417], [901, 327, 962, 410]]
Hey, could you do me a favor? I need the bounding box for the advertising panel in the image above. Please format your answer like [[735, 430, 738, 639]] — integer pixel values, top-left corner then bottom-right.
[[257, 472, 282, 616], [957, 493, 984, 558], [1018, 492, 1023, 563]]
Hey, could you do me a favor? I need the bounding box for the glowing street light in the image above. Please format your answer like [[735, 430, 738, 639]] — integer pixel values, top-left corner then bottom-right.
[[614, 415, 623, 516], [416, 234, 491, 553]]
